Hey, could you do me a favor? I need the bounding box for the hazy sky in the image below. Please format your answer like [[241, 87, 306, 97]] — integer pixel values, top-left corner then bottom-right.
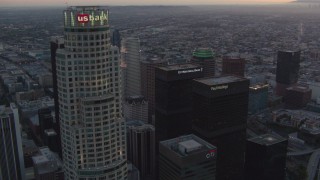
[[0, 0, 290, 7]]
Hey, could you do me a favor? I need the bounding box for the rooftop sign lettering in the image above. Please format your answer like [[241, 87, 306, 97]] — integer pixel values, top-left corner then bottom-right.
[[177, 68, 203, 74], [211, 85, 229, 91], [77, 14, 107, 23]]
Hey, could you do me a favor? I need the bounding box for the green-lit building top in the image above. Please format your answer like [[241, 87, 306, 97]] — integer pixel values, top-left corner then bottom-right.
[[192, 48, 215, 59]]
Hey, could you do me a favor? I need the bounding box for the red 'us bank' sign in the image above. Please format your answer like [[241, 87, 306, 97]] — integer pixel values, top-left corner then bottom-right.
[[77, 13, 108, 23], [77, 14, 90, 23]]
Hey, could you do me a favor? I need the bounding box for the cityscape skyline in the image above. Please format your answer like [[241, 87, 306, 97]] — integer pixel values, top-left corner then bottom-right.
[[1, 3, 320, 180]]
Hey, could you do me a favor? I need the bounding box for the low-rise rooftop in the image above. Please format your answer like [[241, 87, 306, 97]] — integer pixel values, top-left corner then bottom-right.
[[248, 134, 286, 146], [160, 134, 216, 157]]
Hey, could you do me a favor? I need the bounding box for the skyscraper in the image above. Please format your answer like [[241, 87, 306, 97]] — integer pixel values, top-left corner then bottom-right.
[[111, 29, 121, 48], [50, 36, 64, 157], [191, 48, 215, 77], [222, 55, 245, 77], [43, 129, 59, 153], [248, 83, 268, 114], [159, 134, 217, 180], [123, 95, 148, 123], [155, 64, 204, 141], [38, 107, 54, 139], [56, 6, 127, 179], [122, 37, 141, 97], [127, 120, 155, 180], [140, 57, 167, 122], [284, 86, 312, 109], [245, 134, 288, 180], [276, 50, 300, 96], [0, 104, 25, 180], [192, 75, 249, 180]]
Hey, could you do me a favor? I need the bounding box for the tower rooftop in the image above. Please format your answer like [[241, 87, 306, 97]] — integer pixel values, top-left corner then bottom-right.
[[192, 48, 214, 58], [195, 75, 247, 86], [160, 134, 216, 157], [248, 134, 286, 146]]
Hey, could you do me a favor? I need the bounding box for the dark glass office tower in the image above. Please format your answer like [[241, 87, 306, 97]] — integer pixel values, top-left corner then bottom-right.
[[155, 64, 204, 141], [111, 29, 121, 48], [222, 55, 245, 77], [140, 57, 167, 123], [245, 134, 288, 180], [276, 50, 300, 96], [159, 134, 217, 180], [43, 129, 59, 153], [127, 120, 155, 180], [50, 36, 64, 131], [284, 86, 312, 109], [192, 75, 249, 180]]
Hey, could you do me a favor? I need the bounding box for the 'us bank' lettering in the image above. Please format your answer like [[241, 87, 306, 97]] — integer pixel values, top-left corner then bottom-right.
[[77, 14, 107, 23]]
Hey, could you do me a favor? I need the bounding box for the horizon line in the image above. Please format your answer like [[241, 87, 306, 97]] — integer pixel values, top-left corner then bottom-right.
[[0, 2, 294, 8]]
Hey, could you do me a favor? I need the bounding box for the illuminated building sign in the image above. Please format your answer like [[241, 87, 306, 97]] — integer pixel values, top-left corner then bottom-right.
[[206, 149, 216, 159], [211, 85, 228, 91], [77, 13, 107, 23], [178, 68, 203, 74], [64, 7, 109, 27], [77, 14, 89, 23]]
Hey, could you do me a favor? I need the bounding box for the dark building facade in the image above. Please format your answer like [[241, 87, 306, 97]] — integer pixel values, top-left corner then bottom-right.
[[159, 134, 217, 180], [38, 108, 54, 138], [50, 37, 63, 158], [0, 105, 25, 180], [276, 50, 300, 96], [222, 56, 245, 77], [248, 84, 269, 114], [192, 75, 249, 180], [127, 120, 155, 180], [43, 129, 59, 154], [140, 57, 167, 123], [124, 95, 148, 123], [111, 29, 121, 48], [155, 64, 204, 141], [245, 134, 288, 180], [191, 48, 215, 77], [284, 86, 312, 109]]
